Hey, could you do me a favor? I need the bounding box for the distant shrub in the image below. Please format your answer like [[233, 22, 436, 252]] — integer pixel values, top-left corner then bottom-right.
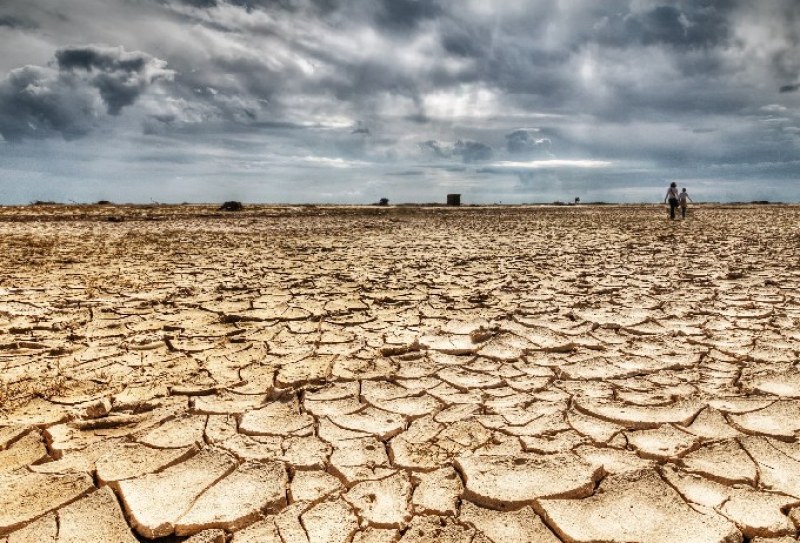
[[378, 198, 389, 206], [219, 201, 243, 211], [96, 200, 113, 205]]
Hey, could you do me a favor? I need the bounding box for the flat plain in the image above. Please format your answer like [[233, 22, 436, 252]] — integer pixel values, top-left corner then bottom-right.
[[1, 203, 800, 543]]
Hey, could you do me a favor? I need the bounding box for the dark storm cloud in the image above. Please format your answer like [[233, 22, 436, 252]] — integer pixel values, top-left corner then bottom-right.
[[351, 121, 370, 135], [170, 0, 342, 15], [55, 45, 173, 114], [439, 21, 486, 58], [374, 0, 441, 31], [0, 15, 36, 28], [419, 139, 492, 163], [764, 3, 800, 81], [505, 130, 552, 156], [56, 46, 147, 73], [780, 84, 800, 93], [419, 140, 448, 158], [176, 0, 217, 7], [453, 140, 492, 163], [597, 2, 733, 49], [250, 120, 311, 129], [0, 45, 172, 141], [0, 66, 97, 141], [405, 113, 430, 124]]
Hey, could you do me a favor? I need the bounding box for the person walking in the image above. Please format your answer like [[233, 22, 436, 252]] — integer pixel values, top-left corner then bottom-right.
[[678, 188, 693, 219], [664, 182, 679, 220]]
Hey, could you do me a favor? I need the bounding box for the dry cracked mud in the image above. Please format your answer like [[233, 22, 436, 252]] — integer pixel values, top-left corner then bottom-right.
[[2, 203, 800, 542]]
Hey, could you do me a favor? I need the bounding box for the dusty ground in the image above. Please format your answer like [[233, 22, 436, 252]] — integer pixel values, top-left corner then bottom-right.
[[1, 203, 800, 543]]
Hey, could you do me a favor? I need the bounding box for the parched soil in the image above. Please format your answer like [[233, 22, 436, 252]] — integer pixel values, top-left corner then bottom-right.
[[1, 203, 800, 542]]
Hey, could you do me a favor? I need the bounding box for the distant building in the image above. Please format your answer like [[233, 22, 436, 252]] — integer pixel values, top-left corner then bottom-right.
[[447, 194, 461, 206]]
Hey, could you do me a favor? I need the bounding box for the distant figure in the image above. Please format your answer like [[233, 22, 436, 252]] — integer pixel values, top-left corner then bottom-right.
[[678, 188, 693, 219], [664, 182, 679, 220]]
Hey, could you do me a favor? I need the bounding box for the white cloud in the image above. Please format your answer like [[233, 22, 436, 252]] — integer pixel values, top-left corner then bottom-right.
[[301, 155, 371, 168], [421, 84, 504, 120], [491, 159, 613, 169]]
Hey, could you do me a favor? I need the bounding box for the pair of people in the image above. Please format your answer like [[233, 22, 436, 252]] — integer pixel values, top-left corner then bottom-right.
[[664, 182, 692, 219]]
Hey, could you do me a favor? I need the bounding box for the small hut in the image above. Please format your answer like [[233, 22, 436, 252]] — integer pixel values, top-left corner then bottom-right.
[[447, 194, 461, 206]]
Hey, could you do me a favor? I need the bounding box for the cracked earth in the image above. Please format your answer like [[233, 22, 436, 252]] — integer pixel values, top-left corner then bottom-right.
[[2, 204, 800, 543]]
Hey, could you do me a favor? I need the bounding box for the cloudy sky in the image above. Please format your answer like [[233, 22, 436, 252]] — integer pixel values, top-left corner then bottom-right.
[[0, 0, 798, 204]]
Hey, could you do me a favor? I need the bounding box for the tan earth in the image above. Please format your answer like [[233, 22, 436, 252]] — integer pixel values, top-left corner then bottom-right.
[[1, 203, 800, 542]]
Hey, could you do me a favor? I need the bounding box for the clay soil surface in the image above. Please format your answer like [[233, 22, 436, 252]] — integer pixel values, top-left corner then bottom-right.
[[2, 203, 800, 543]]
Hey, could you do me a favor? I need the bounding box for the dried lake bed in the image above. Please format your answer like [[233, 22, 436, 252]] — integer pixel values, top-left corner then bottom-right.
[[1, 203, 800, 542]]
